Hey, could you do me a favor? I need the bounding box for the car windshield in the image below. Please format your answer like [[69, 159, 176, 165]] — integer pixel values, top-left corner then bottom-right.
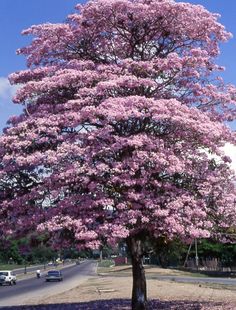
[[48, 271, 60, 275], [0, 272, 8, 276]]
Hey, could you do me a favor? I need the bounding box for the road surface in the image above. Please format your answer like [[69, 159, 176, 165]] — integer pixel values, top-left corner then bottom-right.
[[153, 275, 236, 285], [12, 261, 73, 276], [0, 260, 97, 308]]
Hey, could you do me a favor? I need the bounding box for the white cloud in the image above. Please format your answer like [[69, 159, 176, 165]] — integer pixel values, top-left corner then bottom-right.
[[223, 143, 236, 172], [0, 77, 22, 131], [0, 77, 18, 101]]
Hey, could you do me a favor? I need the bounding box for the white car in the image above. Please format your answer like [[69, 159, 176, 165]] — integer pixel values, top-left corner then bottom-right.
[[0, 271, 17, 286]]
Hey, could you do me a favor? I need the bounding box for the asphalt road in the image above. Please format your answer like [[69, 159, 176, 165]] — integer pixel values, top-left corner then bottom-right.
[[12, 262, 72, 276], [0, 260, 97, 308], [154, 275, 236, 285]]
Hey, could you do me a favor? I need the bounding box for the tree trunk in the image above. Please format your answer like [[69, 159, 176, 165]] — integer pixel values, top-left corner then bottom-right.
[[100, 249, 103, 262], [128, 236, 147, 310]]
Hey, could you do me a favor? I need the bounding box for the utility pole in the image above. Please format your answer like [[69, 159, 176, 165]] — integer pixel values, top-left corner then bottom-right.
[[183, 241, 193, 267], [195, 238, 199, 270]]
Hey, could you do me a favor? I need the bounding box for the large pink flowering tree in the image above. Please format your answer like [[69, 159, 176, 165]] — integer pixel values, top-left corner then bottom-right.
[[1, 0, 236, 309]]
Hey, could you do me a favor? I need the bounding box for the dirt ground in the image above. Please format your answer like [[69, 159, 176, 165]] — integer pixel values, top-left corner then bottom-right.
[[26, 265, 236, 309]]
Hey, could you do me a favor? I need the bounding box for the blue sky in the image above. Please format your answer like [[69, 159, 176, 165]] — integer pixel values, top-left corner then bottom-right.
[[0, 0, 84, 129], [0, 0, 236, 131]]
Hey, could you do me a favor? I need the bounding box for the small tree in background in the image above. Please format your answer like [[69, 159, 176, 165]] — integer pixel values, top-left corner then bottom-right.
[[151, 237, 187, 268], [0, 239, 23, 264], [1, 0, 236, 309]]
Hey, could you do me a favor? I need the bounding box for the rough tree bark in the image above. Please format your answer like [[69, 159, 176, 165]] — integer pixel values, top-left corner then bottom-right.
[[127, 236, 147, 310]]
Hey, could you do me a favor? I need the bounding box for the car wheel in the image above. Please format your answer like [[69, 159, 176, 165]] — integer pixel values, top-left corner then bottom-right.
[[13, 281, 16, 285]]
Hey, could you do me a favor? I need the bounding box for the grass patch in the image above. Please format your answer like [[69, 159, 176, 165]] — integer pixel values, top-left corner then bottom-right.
[[0, 263, 41, 270], [200, 282, 236, 291], [98, 259, 115, 268], [144, 266, 208, 278], [0, 263, 26, 270]]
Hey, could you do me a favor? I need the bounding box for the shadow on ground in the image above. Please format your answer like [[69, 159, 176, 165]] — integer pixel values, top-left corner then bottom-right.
[[1, 299, 234, 309]]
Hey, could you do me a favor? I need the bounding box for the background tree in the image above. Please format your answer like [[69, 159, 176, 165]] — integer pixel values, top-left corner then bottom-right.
[[151, 237, 187, 268], [195, 239, 236, 268], [0, 239, 23, 265], [1, 0, 236, 309]]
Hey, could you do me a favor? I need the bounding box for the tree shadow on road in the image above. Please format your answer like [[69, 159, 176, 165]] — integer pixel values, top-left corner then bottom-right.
[[1, 299, 234, 309]]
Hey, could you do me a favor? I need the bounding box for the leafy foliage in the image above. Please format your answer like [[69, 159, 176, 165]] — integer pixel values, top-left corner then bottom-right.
[[1, 1, 236, 308]]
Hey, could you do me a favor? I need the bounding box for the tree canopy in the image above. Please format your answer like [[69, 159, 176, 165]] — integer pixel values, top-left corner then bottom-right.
[[1, 0, 236, 308]]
